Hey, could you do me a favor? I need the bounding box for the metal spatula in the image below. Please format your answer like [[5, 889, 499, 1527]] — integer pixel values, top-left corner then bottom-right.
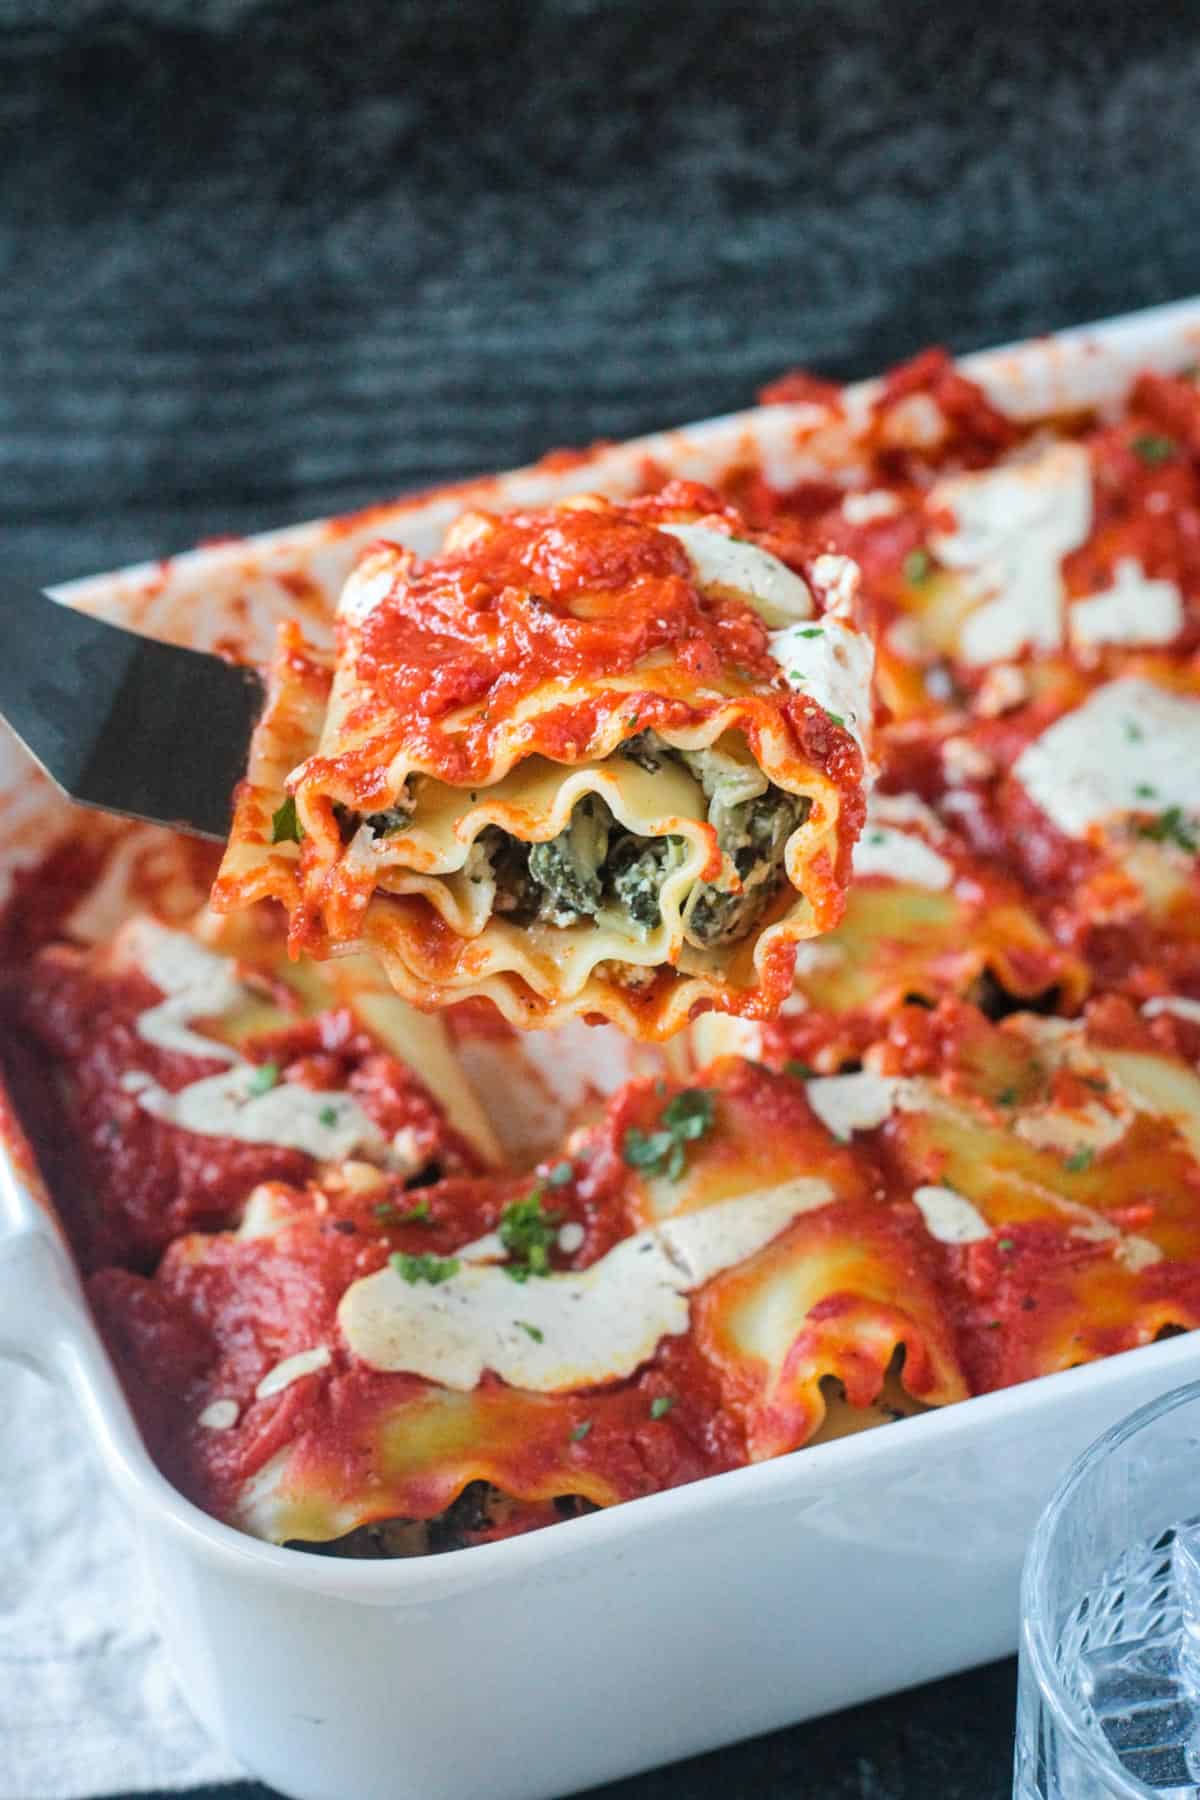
[[0, 581, 265, 840]]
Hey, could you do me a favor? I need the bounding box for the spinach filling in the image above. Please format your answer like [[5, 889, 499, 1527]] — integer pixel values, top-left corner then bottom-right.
[[683, 792, 806, 947], [527, 795, 611, 925], [339, 736, 808, 949], [293, 1481, 597, 1560], [676, 740, 808, 949], [609, 833, 690, 932], [474, 800, 617, 930], [471, 734, 808, 948], [334, 801, 413, 843]]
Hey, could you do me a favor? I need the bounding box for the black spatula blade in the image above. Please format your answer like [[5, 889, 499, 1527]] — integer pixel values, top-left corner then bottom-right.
[[0, 580, 265, 840]]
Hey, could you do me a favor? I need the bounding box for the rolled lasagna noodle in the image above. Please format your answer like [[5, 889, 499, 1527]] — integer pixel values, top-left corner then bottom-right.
[[86, 1059, 966, 1550], [214, 490, 874, 1037]]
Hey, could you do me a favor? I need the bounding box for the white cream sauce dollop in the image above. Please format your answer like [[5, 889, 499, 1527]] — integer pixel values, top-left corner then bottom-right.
[[339, 1178, 832, 1392], [120, 921, 402, 1166]]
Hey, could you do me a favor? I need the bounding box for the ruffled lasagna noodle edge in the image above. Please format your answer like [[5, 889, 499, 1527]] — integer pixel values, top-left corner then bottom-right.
[[215, 627, 858, 1038]]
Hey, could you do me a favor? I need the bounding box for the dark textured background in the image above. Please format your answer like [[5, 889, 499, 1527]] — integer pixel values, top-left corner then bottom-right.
[[4, 0, 1200, 1794]]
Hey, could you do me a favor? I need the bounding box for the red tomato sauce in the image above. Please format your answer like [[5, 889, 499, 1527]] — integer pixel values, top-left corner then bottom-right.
[[12, 945, 482, 1268], [302, 483, 859, 802], [9, 344, 1200, 1555], [87, 1159, 748, 1530]]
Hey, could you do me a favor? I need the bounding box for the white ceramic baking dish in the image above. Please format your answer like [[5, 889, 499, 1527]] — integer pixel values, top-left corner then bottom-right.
[[4, 296, 1200, 1800]]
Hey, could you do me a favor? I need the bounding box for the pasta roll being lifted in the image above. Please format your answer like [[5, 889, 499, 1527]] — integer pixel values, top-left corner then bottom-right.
[[214, 483, 874, 1038]]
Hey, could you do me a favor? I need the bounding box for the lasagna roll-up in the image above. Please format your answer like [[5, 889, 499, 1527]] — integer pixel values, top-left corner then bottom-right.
[[214, 485, 874, 1037]]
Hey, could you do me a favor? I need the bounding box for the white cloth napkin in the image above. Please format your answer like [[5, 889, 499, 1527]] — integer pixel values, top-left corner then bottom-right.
[[0, 1360, 243, 1800]]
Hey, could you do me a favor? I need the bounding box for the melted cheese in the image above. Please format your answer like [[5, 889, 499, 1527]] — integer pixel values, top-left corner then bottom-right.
[[121, 922, 410, 1165], [881, 392, 946, 450], [256, 1346, 332, 1400], [941, 736, 995, 785], [659, 525, 814, 627], [1069, 560, 1184, 650], [929, 442, 1092, 665], [806, 1070, 914, 1139], [237, 1184, 304, 1240], [975, 663, 1029, 717], [137, 1065, 390, 1162], [1144, 996, 1200, 1026], [1013, 677, 1200, 839], [339, 1178, 831, 1392], [1014, 1097, 1130, 1157], [198, 1399, 239, 1431], [771, 556, 874, 751], [1118, 1236, 1164, 1272], [912, 1185, 990, 1244], [1053, 1197, 1162, 1271], [126, 920, 245, 1063], [853, 794, 953, 890], [841, 489, 902, 525]]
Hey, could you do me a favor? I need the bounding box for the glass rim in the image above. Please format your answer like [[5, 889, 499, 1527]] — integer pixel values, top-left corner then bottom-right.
[[1021, 1378, 1200, 1800]]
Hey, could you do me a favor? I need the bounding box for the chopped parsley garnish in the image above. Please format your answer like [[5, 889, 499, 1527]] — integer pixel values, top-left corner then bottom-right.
[[515, 1320, 544, 1343], [1135, 783, 1158, 800], [788, 669, 807, 682], [622, 1088, 715, 1182], [996, 1087, 1018, 1107], [798, 626, 824, 639], [1138, 806, 1198, 855], [571, 1419, 593, 1442], [246, 1061, 280, 1095], [903, 547, 933, 584], [665, 1088, 715, 1139], [271, 796, 304, 844], [547, 1161, 574, 1188], [318, 1104, 340, 1128], [824, 710, 847, 729], [785, 1059, 815, 1080], [997, 1238, 1015, 1253], [867, 829, 886, 845], [1132, 433, 1176, 466], [1064, 1149, 1095, 1174], [621, 1128, 674, 1172], [626, 713, 640, 728], [649, 1395, 675, 1420], [499, 1189, 562, 1282], [1124, 718, 1144, 743], [390, 1251, 460, 1286]]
